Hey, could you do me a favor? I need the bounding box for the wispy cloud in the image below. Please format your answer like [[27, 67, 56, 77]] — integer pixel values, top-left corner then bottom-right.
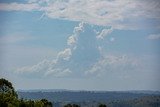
[[0, 2, 40, 11], [110, 37, 115, 42], [0, 34, 34, 45], [0, 0, 160, 29], [42, 0, 160, 29], [147, 34, 160, 40]]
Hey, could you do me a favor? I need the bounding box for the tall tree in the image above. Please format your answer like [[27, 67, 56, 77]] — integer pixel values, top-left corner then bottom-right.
[[0, 78, 17, 97]]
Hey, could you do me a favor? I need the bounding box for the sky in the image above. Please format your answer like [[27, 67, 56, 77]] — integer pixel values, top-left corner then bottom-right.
[[0, 0, 160, 91]]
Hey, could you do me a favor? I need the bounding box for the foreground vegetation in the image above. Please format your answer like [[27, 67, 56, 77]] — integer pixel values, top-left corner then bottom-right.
[[0, 78, 105, 107], [1, 78, 160, 107], [0, 78, 52, 107]]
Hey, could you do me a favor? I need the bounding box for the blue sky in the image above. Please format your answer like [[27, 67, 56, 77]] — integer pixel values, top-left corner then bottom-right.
[[0, 0, 160, 91]]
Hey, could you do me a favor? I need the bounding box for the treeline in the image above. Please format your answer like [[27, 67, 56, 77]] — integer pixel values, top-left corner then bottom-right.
[[1, 78, 160, 107], [106, 96, 160, 107], [62, 103, 106, 107], [0, 78, 52, 107], [0, 78, 107, 107]]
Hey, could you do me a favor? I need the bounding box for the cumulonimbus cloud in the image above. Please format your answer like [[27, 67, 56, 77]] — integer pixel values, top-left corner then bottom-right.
[[16, 22, 141, 78], [96, 28, 113, 39], [86, 55, 140, 77], [16, 22, 86, 77]]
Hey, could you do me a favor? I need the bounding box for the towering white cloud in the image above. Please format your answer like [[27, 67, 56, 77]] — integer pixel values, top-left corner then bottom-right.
[[57, 48, 72, 61], [96, 28, 113, 39], [15, 22, 142, 78], [67, 36, 76, 46], [67, 22, 84, 47], [86, 55, 140, 76], [16, 22, 87, 77]]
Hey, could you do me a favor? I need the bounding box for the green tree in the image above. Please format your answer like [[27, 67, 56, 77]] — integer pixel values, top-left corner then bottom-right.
[[99, 104, 107, 107], [72, 104, 80, 107], [0, 78, 17, 97], [64, 104, 72, 107], [0, 78, 53, 107], [41, 99, 52, 107], [0, 78, 19, 107], [64, 104, 80, 107]]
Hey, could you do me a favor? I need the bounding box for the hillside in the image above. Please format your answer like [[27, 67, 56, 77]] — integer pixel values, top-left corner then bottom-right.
[[106, 96, 160, 107], [18, 90, 160, 102], [18, 90, 160, 107]]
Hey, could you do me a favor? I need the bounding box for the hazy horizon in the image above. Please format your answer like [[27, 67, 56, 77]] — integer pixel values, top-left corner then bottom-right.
[[0, 0, 160, 91], [16, 88, 160, 92]]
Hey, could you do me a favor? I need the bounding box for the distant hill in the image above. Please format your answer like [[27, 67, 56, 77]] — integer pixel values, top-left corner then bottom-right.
[[106, 96, 160, 107], [17, 90, 160, 107], [17, 90, 160, 102]]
